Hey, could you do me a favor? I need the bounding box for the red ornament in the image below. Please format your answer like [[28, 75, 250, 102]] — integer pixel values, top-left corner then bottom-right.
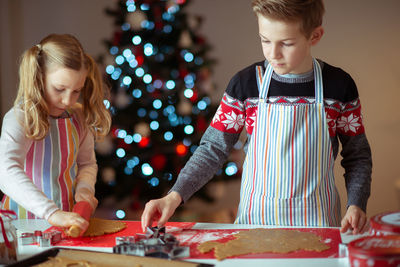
[[138, 136, 150, 148], [176, 143, 188, 156], [151, 154, 167, 170], [190, 90, 198, 102]]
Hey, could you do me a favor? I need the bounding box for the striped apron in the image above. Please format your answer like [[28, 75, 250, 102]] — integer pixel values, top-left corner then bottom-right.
[[235, 59, 341, 226], [1, 114, 80, 219]]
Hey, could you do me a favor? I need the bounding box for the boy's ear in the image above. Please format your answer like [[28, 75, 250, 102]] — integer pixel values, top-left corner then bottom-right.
[[310, 26, 324, 45]]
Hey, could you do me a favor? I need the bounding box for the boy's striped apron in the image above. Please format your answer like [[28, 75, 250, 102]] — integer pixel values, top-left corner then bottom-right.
[[1, 115, 80, 219], [235, 59, 341, 226]]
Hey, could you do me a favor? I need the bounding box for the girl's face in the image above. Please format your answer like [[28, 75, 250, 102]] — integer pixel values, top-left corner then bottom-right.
[[257, 14, 323, 75], [44, 66, 87, 117]]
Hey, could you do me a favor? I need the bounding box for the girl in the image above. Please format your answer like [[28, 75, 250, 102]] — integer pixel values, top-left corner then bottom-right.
[[0, 34, 111, 234]]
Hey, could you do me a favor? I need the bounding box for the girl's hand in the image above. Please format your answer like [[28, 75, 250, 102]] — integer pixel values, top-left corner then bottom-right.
[[47, 210, 89, 236], [141, 191, 182, 232], [340, 205, 369, 235]]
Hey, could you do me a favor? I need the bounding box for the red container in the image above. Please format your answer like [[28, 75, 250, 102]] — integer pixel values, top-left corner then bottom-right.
[[370, 211, 400, 236], [348, 235, 400, 267]]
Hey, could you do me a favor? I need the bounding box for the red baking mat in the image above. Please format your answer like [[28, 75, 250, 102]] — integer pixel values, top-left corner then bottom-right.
[[178, 227, 341, 259], [45, 221, 195, 247], [45, 222, 341, 259]]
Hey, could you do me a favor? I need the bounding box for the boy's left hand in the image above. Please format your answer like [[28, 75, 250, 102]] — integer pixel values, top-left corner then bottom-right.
[[340, 205, 369, 235]]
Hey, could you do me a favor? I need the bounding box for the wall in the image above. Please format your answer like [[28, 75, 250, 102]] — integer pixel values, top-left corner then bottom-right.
[[1, 0, 399, 219]]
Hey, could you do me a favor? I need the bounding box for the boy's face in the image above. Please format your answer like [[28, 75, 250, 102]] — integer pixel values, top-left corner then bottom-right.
[[257, 14, 323, 75]]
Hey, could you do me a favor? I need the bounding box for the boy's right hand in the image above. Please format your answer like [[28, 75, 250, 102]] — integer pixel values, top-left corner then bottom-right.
[[141, 191, 182, 232], [47, 210, 89, 236]]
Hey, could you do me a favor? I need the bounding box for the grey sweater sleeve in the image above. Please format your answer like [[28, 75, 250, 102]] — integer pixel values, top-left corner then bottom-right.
[[338, 133, 372, 212], [170, 126, 241, 202]]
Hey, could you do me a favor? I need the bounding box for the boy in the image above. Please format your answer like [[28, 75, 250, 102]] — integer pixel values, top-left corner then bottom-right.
[[141, 0, 372, 234]]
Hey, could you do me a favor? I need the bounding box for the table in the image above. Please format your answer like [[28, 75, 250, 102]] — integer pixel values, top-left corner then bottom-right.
[[12, 219, 366, 267]]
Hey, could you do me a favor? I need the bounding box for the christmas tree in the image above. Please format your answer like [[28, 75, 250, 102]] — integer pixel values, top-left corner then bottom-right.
[[95, 0, 241, 218]]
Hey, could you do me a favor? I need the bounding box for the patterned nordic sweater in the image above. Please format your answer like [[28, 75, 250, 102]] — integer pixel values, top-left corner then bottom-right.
[[171, 60, 372, 212]]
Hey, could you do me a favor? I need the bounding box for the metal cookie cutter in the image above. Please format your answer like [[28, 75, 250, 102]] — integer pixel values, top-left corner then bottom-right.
[[113, 226, 190, 259], [38, 231, 62, 247], [19, 232, 36, 245]]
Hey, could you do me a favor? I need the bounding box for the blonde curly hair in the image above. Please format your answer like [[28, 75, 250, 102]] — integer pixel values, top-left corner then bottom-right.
[[14, 33, 111, 141]]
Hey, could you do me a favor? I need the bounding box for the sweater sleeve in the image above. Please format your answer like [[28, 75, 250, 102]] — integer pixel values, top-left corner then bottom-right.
[[335, 75, 372, 212], [72, 107, 98, 210], [0, 109, 59, 219]]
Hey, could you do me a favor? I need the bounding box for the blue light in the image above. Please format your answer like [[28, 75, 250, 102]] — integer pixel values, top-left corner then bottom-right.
[[143, 74, 152, 84], [111, 72, 120, 80], [115, 55, 125, 65], [165, 80, 175, 90], [194, 57, 204, 65], [147, 21, 155, 30], [164, 105, 175, 115], [132, 89, 142, 98], [106, 65, 115, 74], [124, 167, 133, 175], [135, 67, 145, 77], [163, 25, 172, 33], [203, 97, 211, 104], [103, 99, 111, 109], [140, 3, 150, 10], [153, 99, 162, 109], [170, 69, 179, 79], [197, 100, 207, 110], [184, 74, 195, 84], [141, 163, 153, 176], [148, 177, 159, 187], [116, 209, 126, 219], [133, 133, 142, 143], [225, 162, 238, 176], [168, 113, 178, 123], [124, 135, 133, 144], [123, 49, 132, 58], [141, 20, 149, 29], [184, 52, 194, 62], [183, 138, 192, 146], [127, 4, 136, 12], [137, 108, 146, 117], [117, 129, 127, 138], [122, 76, 132, 86], [184, 125, 194, 135], [144, 43, 154, 56], [162, 12, 173, 21], [146, 84, 155, 93], [110, 46, 118, 55], [163, 173, 173, 181], [184, 89, 193, 98], [129, 60, 138, 68], [183, 116, 192, 124], [127, 156, 140, 168], [167, 5, 179, 14], [149, 110, 158, 119], [150, 121, 159, 130], [164, 131, 173, 141], [132, 35, 142, 45], [190, 145, 198, 153], [153, 79, 163, 89], [116, 148, 126, 158], [121, 23, 131, 31]]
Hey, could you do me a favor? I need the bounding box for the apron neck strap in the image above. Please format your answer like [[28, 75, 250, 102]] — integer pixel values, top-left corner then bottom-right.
[[255, 58, 324, 103]]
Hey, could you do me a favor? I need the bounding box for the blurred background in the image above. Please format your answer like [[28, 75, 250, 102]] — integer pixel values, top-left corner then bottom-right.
[[1, 0, 399, 223]]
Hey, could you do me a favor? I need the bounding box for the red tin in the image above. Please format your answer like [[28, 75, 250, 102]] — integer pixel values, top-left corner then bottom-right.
[[348, 235, 400, 267], [370, 211, 400, 236]]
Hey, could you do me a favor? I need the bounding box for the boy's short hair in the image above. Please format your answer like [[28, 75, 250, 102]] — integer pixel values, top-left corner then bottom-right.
[[252, 0, 325, 38]]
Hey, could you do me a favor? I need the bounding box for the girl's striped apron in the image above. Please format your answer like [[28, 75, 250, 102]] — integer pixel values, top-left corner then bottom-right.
[[1, 114, 80, 219], [235, 59, 341, 226]]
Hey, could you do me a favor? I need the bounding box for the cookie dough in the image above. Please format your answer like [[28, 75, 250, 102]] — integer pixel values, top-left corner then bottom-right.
[[198, 228, 329, 260], [83, 218, 127, 237]]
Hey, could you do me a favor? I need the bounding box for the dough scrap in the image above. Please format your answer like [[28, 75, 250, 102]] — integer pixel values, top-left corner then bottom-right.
[[198, 228, 329, 260], [83, 218, 127, 237]]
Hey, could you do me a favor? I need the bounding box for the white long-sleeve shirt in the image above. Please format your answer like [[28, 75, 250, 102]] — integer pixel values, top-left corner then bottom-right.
[[0, 105, 98, 219]]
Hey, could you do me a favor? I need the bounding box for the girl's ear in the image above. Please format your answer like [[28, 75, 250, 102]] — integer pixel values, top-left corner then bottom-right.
[[310, 26, 324, 46]]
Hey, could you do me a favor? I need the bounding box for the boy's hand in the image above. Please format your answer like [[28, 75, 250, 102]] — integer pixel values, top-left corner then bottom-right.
[[340, 205, 369, 235], [141, 191, 182, 232], [48, 210, 89, 236]]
